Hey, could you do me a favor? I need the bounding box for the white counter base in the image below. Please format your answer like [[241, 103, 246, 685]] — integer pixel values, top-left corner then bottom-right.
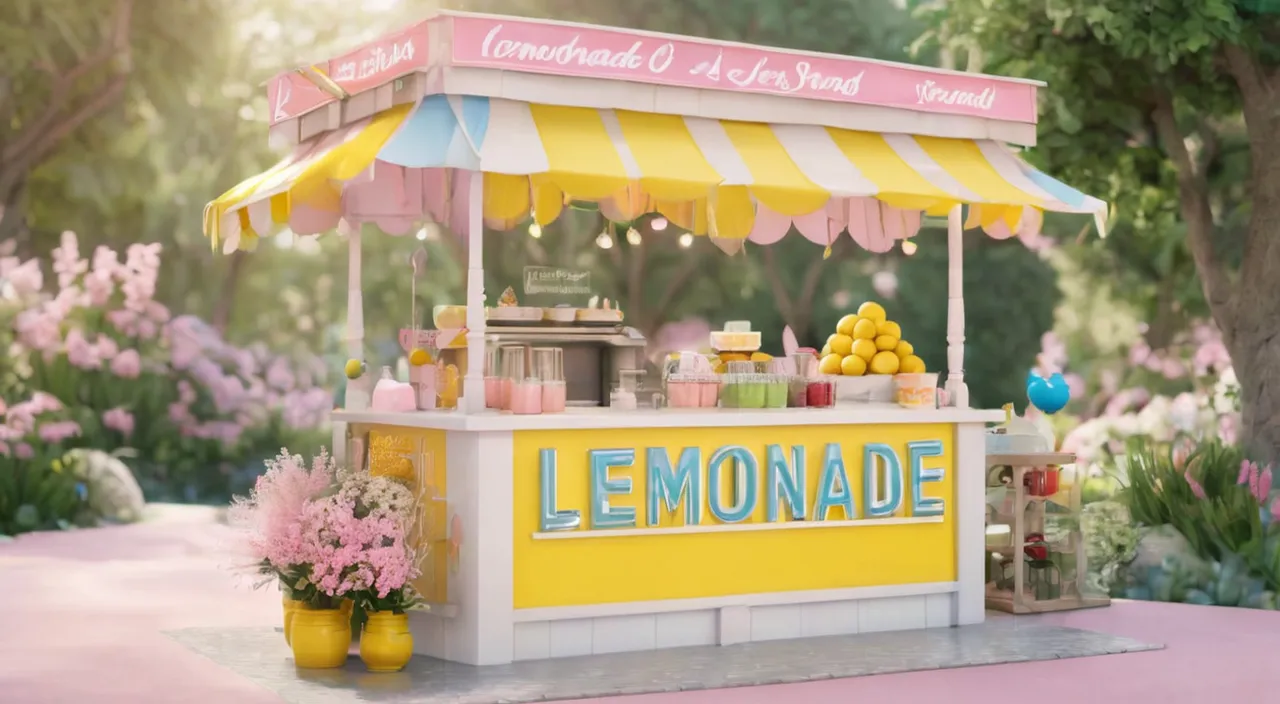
[[408, 587, 958, 662], [340, 409, 992, 665]]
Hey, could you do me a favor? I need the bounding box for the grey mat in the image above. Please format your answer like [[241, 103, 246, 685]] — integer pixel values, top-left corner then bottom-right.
[[168, 620, 1161, 703]]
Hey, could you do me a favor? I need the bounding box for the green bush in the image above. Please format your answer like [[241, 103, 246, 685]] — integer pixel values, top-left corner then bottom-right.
[[1118, 437, 1279, 590]]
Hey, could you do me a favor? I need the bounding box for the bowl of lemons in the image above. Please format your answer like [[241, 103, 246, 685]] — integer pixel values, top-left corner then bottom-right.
[[815, 302, 927, 404]]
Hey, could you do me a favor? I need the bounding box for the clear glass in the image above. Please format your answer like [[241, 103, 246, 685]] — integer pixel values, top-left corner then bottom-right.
[[531, 347, 565, 382]]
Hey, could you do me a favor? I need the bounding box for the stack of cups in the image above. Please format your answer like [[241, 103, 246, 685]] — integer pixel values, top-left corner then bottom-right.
[[484, 345, 502, 409], [533, 347, 566, 413], [498, 345, 526, 412]]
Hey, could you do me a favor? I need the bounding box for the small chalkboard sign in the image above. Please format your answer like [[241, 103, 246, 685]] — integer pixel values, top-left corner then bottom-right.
[[523, 266, 592, 296]]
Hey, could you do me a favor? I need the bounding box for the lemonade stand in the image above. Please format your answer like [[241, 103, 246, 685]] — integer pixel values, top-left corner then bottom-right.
[[204, 11, 1106, 665]]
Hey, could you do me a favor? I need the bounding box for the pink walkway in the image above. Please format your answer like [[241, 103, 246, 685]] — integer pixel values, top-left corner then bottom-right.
[[0, 508, 1275, 703]]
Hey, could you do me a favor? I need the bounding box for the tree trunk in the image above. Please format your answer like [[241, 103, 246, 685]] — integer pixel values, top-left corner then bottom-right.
[[1225, 137, 1280, 459], [1220, 46, 1280, 459]]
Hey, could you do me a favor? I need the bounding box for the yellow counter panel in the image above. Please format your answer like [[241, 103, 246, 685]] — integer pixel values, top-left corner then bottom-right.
[[512, 423, 956, 609]]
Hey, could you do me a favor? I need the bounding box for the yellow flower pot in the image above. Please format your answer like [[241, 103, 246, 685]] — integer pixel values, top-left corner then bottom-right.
[[281, 596, 312, 646], [290, 608, 351, 669], [359, 611, 414, 673]]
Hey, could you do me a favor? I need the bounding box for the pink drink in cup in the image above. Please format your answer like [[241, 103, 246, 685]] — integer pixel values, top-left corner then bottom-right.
[[510, 380, 543, 415], [541, 380, 566, 413]]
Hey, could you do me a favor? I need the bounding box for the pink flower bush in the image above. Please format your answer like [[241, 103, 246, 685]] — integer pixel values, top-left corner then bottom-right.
[[1184, 470, 1208, 500], [37, 421, 82, 444], [102, 408, 135, 437], [3, 235, 331, 474], [109, 349, 142, 379], [1238, 460, 1273, 505]]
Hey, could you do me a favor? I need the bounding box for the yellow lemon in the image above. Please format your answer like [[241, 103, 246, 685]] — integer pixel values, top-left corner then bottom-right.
[[819, 353, 844, 376], [852, 318, 877, 340], [820, 344, 832, 357], [895, 340, 915, 359], [751, 352, 773, 362], [836, 314, 859, 336], [851, 338, 878, 361], [830, 334, 854, 357], [344, 358, 365, 379], [858, 301, 887, 323], [900, 355, 926, 374], [875, 334, 899, 352], [840, 354, 867, 377], [408, 347, 432, 366], [869, 350, 900, 375], [876, 320, 902, 339], [714, 362, 728, 374]]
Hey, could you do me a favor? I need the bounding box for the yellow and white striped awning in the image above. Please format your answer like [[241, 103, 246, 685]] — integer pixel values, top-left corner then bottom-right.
[[205, 96, 1105, 252]]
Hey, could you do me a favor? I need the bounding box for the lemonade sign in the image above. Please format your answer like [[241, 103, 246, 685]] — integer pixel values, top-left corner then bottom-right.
[[537, 438, 947, 533], [819, 301, 927, 377]]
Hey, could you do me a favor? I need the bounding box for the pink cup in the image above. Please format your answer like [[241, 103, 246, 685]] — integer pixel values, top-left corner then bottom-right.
[[541, 381, 566, 413], [484, 377, 502, 409], [699, 381, 719, 408], [667, 381, 699, 408], [511, 380, 543, 415], [501, 378, 513, 411]]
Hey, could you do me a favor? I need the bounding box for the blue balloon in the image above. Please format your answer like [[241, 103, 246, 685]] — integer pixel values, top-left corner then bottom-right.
[[1026, 371, 1070, 414]]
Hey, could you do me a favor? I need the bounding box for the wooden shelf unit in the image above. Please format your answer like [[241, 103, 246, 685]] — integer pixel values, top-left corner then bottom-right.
[[984, 451, 1111, 614]]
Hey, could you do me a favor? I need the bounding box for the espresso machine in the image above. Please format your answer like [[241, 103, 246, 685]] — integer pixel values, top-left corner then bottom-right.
[[485, 325, 648, 407]]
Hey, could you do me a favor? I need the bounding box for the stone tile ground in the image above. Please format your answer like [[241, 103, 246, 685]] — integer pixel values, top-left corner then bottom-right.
[[168, 620, 1159, 704]]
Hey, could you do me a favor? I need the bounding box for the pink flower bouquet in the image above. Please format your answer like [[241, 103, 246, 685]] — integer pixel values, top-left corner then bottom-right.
[[228, 448, 338, 601], [298, 468, 424, 613], [229, 448, 425, 613]]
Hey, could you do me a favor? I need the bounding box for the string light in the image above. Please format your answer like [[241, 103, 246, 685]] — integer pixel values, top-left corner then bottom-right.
[[596, 232, 614, 249], [678, 233, 694, 248], [415, 222, 439, 241], [626, 227, 642, 245], [528, 222, 542, 238], [901, 239, 918, 256], [650, 216, 669, 232]]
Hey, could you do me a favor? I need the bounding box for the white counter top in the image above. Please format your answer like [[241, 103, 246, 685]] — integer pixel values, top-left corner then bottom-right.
[[331, 405, 1005, 432]]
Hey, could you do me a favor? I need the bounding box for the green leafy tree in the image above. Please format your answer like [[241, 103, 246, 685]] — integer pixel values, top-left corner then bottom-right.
[[1, 0, 224, 245], [922, 0, 1280, 455]]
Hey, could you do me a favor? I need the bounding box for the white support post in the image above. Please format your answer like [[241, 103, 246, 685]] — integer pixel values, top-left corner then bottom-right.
[[954, 422, 986, 625], [462, 171, 487, 414], [343, 228, 371, 411], [945, 205, 970, 409]]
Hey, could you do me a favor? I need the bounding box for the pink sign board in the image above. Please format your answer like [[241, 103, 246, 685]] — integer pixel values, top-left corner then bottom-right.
[[268, 22, 431, 125], [450, 15, 1037, 123]]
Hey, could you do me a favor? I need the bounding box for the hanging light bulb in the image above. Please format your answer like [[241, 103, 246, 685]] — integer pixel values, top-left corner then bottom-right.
[[415, 222, 439, 241], [626, 227, 642, 245], [901, 239, 918, 256], [528, 222, 542, 238], [650, 216, 669, 232], [678, 233, 694, 248], [596, 232, 614, 249]]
